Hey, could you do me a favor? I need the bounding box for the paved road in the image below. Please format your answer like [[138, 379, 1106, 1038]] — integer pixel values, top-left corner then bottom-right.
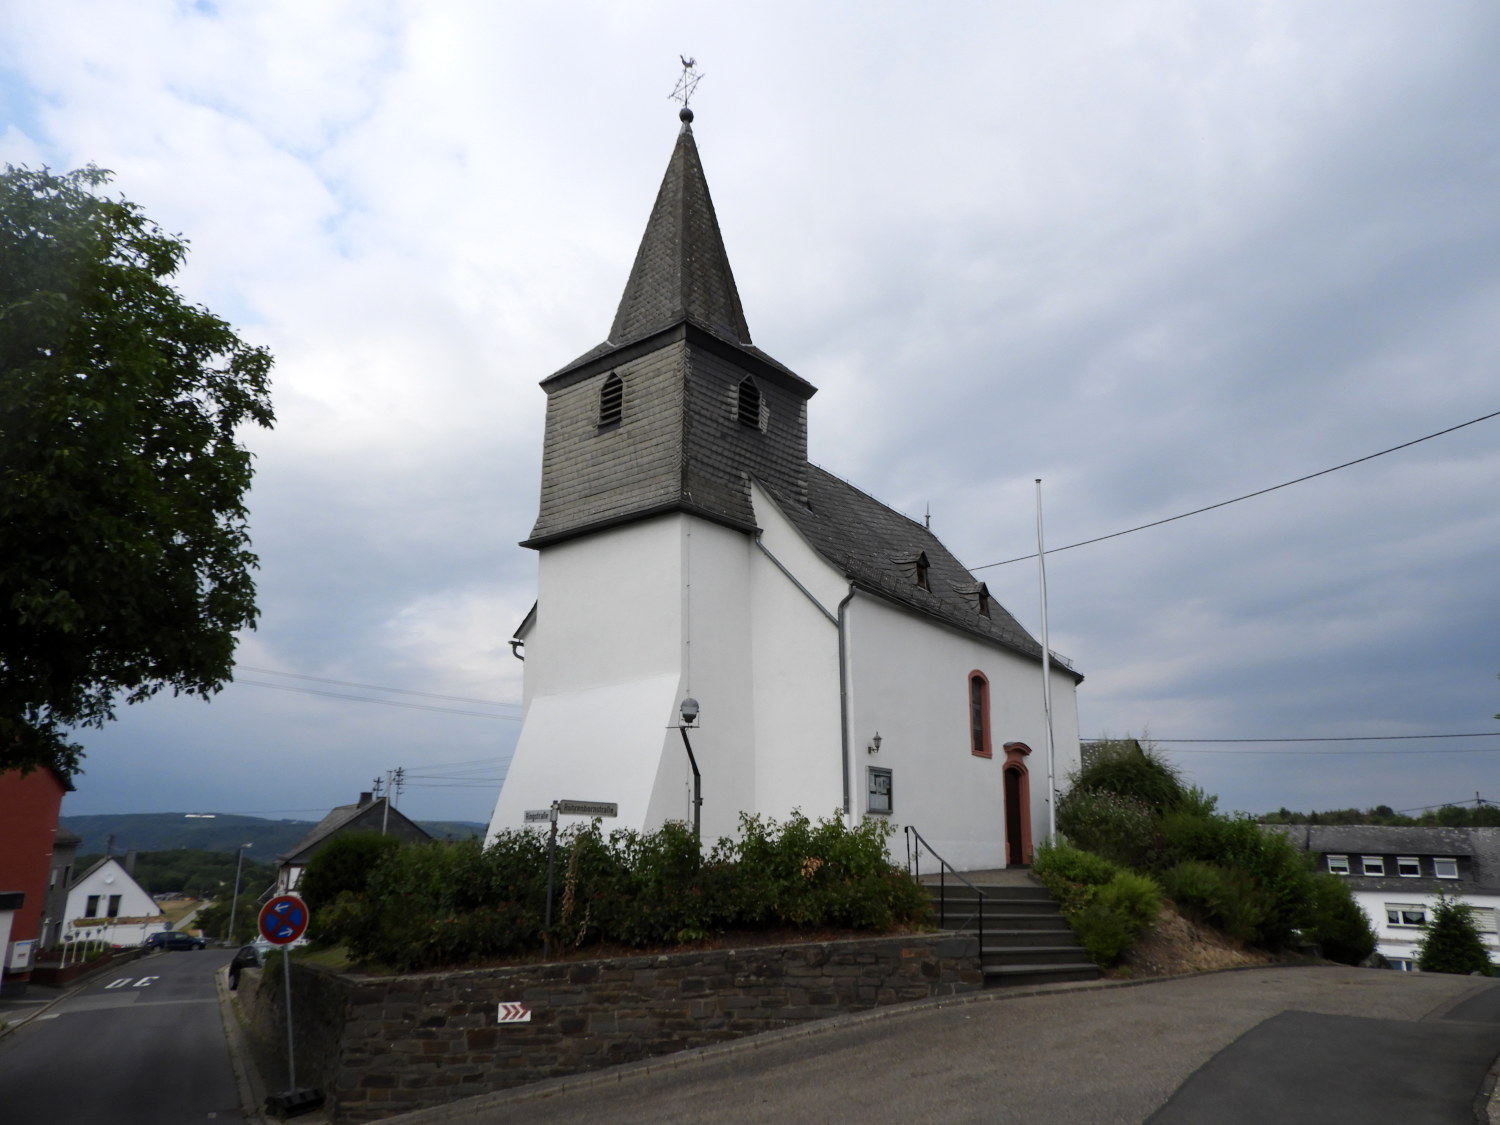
[[0, 948, 245, 1124], [387, 966, 1500, 1125]]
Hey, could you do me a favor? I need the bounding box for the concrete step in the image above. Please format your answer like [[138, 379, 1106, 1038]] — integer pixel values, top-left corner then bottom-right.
[[982, 945, 1094, 968], [926, 880, 1101, 987], [981, 928, 1078, 949], [984, 963, 1101, 987]]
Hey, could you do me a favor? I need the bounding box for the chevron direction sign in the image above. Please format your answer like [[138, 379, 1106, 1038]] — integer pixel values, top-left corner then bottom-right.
[[497, 1002, 532, 1024]]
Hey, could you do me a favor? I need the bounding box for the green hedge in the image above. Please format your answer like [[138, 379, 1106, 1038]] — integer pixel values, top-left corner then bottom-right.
[[321, 812, 930, 972]]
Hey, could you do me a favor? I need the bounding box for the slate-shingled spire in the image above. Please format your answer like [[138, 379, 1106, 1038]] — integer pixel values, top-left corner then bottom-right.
[[608, 108, 752, 349], [525, 110, 815, 549]]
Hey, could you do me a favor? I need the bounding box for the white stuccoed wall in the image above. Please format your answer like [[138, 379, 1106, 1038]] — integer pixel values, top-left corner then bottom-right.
[[489, 497, 1081, 871]]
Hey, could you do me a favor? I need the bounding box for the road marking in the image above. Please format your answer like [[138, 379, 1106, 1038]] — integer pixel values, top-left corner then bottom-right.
[[133, 976, 158, 988], [105, 978, 133, 989]]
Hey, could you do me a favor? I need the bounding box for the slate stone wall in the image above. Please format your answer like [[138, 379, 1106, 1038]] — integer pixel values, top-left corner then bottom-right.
[[248, 932, 980, 1122]]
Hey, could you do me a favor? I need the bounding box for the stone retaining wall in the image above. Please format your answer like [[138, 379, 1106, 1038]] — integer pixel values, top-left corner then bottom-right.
[[248, 932, 980, 1122]]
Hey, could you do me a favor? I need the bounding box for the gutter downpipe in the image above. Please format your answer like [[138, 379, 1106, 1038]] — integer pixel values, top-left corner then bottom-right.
[[837, 585, 857, 823]]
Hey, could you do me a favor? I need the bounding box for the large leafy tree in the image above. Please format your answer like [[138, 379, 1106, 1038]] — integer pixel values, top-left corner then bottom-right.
[[1, 165, 274, 777]]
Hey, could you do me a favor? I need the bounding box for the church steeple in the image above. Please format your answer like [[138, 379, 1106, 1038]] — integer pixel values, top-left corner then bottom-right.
[[608, 109, 752, 350], [524, 110, 816, 550]]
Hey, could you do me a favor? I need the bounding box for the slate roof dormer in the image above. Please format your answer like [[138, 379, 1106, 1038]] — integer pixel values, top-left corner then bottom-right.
[[525, 110, 817, 549]]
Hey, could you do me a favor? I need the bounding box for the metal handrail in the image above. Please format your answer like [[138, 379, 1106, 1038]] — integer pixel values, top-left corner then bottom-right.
[[904, 825, 985, 955]]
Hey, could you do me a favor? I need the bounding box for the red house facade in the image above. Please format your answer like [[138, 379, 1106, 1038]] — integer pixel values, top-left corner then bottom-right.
[[0, 766, 72, 985]]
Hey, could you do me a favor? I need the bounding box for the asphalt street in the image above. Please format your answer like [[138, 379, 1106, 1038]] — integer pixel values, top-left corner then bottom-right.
[[385, 966, 1500, 1125], [0, 948, 244, 1124]]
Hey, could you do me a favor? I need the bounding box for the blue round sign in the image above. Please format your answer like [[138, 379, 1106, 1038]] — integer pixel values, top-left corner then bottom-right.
[[258, 894, 310, 945]]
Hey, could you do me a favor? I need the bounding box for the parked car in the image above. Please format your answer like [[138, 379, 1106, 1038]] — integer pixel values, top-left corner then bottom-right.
[[228, 942, 270, 989], [145, 930, 207, 951]]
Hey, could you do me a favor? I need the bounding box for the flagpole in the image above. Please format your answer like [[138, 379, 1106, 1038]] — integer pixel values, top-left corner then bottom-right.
[[1035, 479, 1057, 841]]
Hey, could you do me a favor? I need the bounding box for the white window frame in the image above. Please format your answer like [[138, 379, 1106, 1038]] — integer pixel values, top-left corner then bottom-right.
[[1396, 856, 1421, 878], [1326, 854, 1350, 876], [1385, 903, 1427, 927], [1433, 857, 1459, 879], [1362, 855, 1386, 876], [1472, 907, 1498, 934]]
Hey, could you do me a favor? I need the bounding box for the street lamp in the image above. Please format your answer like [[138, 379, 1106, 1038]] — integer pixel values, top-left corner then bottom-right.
[[226, 843, 252, 946], [677, 698, 702, 842]]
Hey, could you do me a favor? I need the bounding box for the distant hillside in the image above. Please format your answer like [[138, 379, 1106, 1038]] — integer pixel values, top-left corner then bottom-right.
[[60, 812, 485, 857]]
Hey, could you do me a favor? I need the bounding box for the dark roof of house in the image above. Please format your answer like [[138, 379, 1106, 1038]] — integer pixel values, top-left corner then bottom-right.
[[764, 465, 1081, 675], [549, 120, 809, 390], [278, 796, 431, 865], [1270, 824, 1500, 894]]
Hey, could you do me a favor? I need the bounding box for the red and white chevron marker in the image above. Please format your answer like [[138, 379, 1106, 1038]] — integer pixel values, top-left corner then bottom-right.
[[497, 1002, 531, 1024]]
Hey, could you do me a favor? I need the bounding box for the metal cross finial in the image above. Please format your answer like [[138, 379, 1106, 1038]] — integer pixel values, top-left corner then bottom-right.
[[670, 55, 703, 107]]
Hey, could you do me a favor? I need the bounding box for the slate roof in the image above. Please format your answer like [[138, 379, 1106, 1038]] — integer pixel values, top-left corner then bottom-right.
[[1271, 824, 1500, 894], [550, 120, 809, 389], [764, 466, 1080, 674], [278, 796, 430, 865]]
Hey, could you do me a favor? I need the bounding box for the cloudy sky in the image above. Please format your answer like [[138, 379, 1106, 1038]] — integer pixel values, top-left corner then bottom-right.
[[5, 2, 1498, 827]]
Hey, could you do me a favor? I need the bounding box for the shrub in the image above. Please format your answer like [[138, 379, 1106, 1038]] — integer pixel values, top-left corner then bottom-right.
[[298, 832, 404, 916], [1033, 840, 1117, 888], [1303, 873, 1376, 965], [1158, 860, 1269, 944], [1069, 739, 1186, 815], [1418, 896, 1494, 975], [1033, 843, 1160, 967], [1057, 788, 1162, 869], [1068, 872, 1162, 967], [1158, 813, 1314, 947]]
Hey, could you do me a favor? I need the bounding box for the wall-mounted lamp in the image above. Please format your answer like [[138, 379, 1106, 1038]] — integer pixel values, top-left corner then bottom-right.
[[678, 698, 702, 841], [867, 732, 882, 755]]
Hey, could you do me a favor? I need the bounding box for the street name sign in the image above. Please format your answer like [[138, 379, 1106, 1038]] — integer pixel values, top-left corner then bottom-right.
[[556, 800, 618, 817], [524, 809, 554, 823]]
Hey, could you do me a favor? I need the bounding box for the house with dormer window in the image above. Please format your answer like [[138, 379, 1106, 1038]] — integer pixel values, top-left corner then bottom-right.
[[486, 107, 1083, 871], [1276, 825, 1500, 970]]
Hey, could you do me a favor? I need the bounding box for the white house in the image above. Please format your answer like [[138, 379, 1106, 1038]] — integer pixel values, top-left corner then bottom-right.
[[487, 107, 1083, 871], [1283, 825, 1500, 970], [61, 857, 167, 948]]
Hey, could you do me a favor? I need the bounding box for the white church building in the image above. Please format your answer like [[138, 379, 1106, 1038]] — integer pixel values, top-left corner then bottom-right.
[[487, 107, 1083, 871]]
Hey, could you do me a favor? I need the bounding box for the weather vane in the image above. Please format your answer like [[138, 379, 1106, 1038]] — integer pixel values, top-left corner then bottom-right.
[[670, 55, 703, 108]]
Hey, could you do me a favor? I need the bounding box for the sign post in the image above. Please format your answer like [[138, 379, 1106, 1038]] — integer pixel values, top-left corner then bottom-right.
[[258, 895, 319, 1114]]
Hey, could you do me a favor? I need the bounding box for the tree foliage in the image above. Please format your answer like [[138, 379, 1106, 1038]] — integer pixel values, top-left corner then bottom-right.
[[1417, 896, 1494, 976], [0, 165, 274, 775]]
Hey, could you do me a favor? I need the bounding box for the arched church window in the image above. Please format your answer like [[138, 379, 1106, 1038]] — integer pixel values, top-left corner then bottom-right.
[[969, 671, 992, 757], [736, 377, 763, 430], [598, 373, 624, 429]]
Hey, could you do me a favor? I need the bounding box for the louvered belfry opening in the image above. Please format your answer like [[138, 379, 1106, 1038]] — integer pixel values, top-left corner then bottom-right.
[[737, 377, 762, 429], [598, 372, 623, 428]]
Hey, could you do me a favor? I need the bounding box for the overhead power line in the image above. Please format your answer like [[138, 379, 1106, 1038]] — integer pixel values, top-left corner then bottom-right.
[[235, 678, 521, 720], [975, 407, 1500, 569], [1168, 746, 1500, 756], [237, 665, 520, 708], [1156, 733, 1496, 743]]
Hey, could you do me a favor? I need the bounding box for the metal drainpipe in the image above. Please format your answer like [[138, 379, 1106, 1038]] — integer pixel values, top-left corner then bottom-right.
[[837, 585, 856, 819]]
